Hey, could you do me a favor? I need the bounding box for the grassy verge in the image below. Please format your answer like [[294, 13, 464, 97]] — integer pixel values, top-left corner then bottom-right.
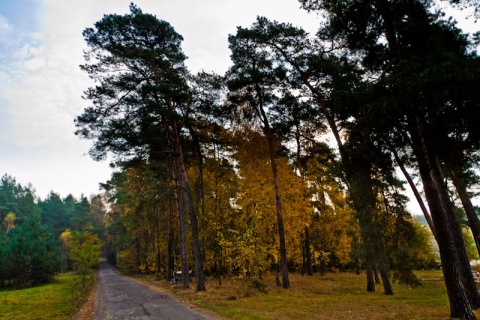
[[134, 270, 480, 319], [0, 272, 94, 320]]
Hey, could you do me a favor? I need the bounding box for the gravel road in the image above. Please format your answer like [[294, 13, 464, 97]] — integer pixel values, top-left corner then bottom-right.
[[93, 260, 220, 320]]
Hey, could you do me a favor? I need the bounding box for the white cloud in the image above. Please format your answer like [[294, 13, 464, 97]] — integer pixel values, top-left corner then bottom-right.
[[0, 13, 12, 31], [1, 0, 476, 202], [0, 0, 321, 199], [0, 1, 114, 199]]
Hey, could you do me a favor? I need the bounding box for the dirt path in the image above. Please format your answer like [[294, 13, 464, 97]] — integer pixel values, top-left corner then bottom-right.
[[92, 260, 220, 320]]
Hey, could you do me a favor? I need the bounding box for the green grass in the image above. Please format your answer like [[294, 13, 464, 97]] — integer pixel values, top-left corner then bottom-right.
[[0, 273, 93, 320], [134, 270, 480, 320]]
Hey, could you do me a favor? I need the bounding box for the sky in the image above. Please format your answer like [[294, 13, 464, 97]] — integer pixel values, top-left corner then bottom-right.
[[0, 0, 323, 200], [0, 1, 478, 208]]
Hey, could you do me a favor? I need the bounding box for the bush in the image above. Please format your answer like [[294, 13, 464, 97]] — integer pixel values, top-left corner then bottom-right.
[[67, 231, 102, 276], [248, 279, 268, 293]]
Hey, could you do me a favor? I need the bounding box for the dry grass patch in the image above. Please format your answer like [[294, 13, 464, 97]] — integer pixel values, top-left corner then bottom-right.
[[133, 270, 480, 320]]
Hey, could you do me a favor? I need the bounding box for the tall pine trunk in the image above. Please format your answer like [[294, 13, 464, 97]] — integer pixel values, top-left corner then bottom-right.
[[378, 260, 394, 295], [258, 102, 290, 289], [188, 125, 208, 280], [268, 136, 290, 289], [391, 145, 435, 236], [302, 77, 392, 293], [449, 166, 480, 257], [366, 258, 375, 292], [408, 115, 479, 318], [347, 132, 394, 295], [305, 227, 314, 276], [167, 198, 174, 282], [176, 183, 190, 289], [170, 115, 206, 291]]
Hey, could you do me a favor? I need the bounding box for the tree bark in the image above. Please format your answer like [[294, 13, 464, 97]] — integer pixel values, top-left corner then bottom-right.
[[188, 125, 208, 277], [305, 227, 314, 276], [273, 40, 397, 294], [378, 260, 395, 295], [170, 117, 206, 291], [347, 132, 394, 295], [176, 183, 190, 289], [373, 265, 380, 284], [449, 166, 480, 257], [269, 137, 290, 289], [299, 68, 393, 294], [408, 115, 478, 318], [257, 99, 290, 289], [390, 145, 435, 236], [184, 182, 206, 291], [167, 197, 174, 282], [272, 44, 390, 293], [366, 258, 375, 292], [213, 141, 224, 287], [379, 7, 478, 314]]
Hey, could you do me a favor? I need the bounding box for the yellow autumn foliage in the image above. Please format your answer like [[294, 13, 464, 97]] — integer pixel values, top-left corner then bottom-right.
[[231, 128, 311, 274]]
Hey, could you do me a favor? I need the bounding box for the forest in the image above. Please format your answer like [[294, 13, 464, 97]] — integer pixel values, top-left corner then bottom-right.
[[1, 0, 480, 319], [0, 175, 103, 288], [72, 0, 480, 317]]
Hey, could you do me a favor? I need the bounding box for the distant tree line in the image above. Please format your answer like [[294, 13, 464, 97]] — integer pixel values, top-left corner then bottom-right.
[[0, 174, 105, 288]]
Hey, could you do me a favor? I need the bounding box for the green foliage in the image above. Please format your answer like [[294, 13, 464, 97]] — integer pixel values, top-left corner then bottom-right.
[[0, 175, 63, 288], [0, 174, 37, 225], [38, 192, 95, 237], [38, 192, 68, 236], [390, 221, 438, 287], [64, 195, 93, 231], [0, 172, 106, 281], [248, 279, 268, 293], [69, 8, 480, 317], [75, 3, 189, 162], [462, 227, 480, 260], [75, 4, 211, 290], [0, 214, 60, 288], [67, 231, 102, 275]]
